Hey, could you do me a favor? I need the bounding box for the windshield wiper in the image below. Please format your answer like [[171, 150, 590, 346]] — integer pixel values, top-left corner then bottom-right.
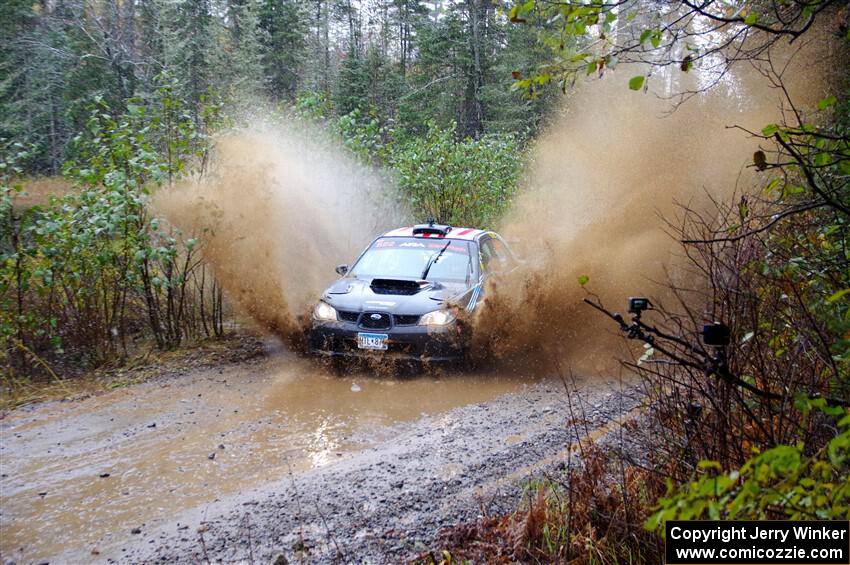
[[421, 241, 451, 280]]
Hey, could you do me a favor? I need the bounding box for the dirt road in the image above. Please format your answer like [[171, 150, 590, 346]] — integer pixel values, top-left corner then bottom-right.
[[1, 340, 640, 564]]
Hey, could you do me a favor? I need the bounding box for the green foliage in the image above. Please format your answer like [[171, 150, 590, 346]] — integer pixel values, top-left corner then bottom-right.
[[335, 109, 392, 163], [639, 97, 850, 533], [224, 0, 266, 96], [336, 48, 405, 118], [634, 93, 850, 546], [647, 414, 850, 526], [4, 0, 552, 176], [258, 0, 307, 100], [507, 0, 616, 90], [387, 123, 524, 227], [399, 3, 551, 137], [0, 1, 72, 174], [506, 0, 839, 101], [753, 99, 850, 368], [1, 91, 224, 375], [293, 91, 334, 121], [0, 141, 40, 357], [628, 75, 646, 91], [297, 102, 527, 228], [501, 2, 850, 551]]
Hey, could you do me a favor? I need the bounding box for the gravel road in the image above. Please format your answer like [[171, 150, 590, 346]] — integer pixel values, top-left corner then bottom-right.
[[1, 341, 641, 565], [126, 376, 641, 564]]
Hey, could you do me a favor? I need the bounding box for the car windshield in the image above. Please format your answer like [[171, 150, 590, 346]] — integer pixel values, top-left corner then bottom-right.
[[350, 237, 473, 283]]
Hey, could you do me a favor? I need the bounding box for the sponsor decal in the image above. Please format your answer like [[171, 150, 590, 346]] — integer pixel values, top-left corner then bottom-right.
[[466, 285, 482, 312]]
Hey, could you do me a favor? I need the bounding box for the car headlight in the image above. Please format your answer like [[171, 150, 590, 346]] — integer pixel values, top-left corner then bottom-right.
[[313, 301, 338, 321], [419, 309, 457, 326]]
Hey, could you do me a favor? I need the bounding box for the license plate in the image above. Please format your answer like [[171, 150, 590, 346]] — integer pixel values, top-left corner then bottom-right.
[[357, 332, 388, 350]]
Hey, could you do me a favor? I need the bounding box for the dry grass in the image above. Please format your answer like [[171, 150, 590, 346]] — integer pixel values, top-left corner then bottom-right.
[[11, 176, 75, 209], [416, 442, 664, 565], [0, 331, 266, 412]]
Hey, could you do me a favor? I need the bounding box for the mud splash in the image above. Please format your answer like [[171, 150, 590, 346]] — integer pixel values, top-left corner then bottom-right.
[[473, 42, 832, 374], [154, 124, 405, 339], [155, 39, 831, 376]]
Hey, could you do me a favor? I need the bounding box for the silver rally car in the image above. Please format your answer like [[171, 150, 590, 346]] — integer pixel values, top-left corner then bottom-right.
[[307, 222, 517, 365]]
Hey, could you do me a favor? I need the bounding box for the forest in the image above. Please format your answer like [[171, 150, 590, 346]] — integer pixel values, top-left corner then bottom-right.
[[2, 0, 545, 371], [2, 0, 551, 174], [1, 0, 849, 562]]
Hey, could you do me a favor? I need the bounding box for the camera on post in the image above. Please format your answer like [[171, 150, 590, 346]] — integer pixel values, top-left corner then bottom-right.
[[628, 297, 652, 314], [701, 322, 730, 347]]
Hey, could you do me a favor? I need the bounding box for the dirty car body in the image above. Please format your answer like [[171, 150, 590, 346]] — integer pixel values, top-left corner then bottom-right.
[[307, 223, 517, 364]]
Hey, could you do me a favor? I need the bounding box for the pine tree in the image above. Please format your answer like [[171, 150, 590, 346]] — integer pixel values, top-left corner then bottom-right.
[[258, 0, 307, 101], [0, 0, 73, 173], [156, 0, 221, 119], [224, 0, 266, 97]]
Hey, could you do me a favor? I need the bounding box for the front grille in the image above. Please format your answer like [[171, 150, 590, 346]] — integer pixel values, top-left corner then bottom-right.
[[338, 310, 360, 323], [393, 314, 420, 325], [359, 312, 391, 330]]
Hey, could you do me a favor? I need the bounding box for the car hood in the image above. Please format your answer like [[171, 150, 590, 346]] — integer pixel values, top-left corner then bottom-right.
[[320, 277, 470, 315]]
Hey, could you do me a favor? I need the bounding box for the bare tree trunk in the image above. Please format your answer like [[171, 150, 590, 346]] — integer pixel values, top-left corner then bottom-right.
[[399, 0, 408, 76], [49, 95, 59, 174], [465, 0, 484, 138], [347, 0, 356, 54], [321, 0, 330, 89], [198, 264, 210, 337], [381, 0, 388, 57]]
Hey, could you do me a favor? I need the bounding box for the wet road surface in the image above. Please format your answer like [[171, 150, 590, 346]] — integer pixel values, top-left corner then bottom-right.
[[1, 348, 546, 563]]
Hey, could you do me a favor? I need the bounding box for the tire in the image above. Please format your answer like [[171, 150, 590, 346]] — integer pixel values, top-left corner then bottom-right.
[[396, 359, 423, 377], [327, 355, 348, 376]]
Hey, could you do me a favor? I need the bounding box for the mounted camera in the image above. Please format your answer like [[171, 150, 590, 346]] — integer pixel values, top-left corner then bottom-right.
[[628, 297, 652, 314], [701, 322, 730, 347]]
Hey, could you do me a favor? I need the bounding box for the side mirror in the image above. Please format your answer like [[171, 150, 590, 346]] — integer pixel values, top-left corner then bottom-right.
[[335, 264, 349, 276]]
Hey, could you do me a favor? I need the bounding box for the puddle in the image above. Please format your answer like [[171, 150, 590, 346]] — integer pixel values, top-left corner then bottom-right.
[[0, 353, 536, 562]]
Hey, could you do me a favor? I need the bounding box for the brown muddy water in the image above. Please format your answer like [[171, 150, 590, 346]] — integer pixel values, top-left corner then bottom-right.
[[0, 350, 538, 562]]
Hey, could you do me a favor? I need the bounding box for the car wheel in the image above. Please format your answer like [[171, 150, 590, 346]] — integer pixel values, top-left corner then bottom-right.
[[329, 355, 348, 376], [458, 353, 477, 372], [395, 359, 422, 377]]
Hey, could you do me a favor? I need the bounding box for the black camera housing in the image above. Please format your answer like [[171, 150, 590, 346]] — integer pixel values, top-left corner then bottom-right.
[[702, 323, 731, 347], [628, 297, 652, 314]]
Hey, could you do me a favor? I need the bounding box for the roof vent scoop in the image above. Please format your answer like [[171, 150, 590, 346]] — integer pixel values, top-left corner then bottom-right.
[[412, 221, 452, 236]]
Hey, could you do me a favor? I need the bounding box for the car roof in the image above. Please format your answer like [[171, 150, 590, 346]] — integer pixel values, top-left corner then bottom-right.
[[381, 226, 486, 241]]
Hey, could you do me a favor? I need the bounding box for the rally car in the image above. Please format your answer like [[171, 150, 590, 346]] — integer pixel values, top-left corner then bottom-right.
[[307, 222, 517, 366]]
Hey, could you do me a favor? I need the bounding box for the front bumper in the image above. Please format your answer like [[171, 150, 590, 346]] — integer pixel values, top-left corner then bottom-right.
[[307, 319, 468, 363]]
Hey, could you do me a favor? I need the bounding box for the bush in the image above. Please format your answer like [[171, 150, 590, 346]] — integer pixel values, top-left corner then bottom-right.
[[647, 414, 850, 525], [296, 100, 528, 228], [1, 90, 225, 379], [388, 123, 524, 227]]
